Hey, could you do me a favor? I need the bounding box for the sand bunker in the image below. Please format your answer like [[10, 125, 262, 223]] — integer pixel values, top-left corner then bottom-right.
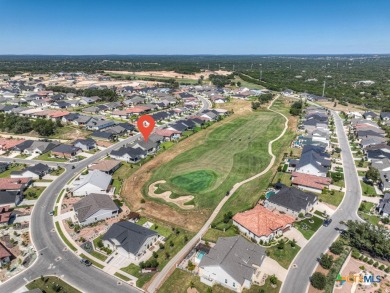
[[148, 180, 194, 209]]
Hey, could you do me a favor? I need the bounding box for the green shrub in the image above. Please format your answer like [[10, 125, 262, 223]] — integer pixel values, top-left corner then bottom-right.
[[310, 272, 326, 290]]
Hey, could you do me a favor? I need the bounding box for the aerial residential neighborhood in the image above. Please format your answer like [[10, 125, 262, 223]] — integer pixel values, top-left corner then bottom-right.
[[0, 1, 390, 293]]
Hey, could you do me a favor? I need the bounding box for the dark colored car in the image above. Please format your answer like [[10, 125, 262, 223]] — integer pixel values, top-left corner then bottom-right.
[[80, 258, 92, 266], [323, 218, 332, 227]]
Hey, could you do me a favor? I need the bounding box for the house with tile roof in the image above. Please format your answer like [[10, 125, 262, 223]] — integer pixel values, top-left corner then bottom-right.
[[291, 172, 331, 193], [233, 205, 294, 243]]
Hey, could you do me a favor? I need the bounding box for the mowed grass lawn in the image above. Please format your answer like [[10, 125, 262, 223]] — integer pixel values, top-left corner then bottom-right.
[[266, 242, 301, 269], [145, 109, 286, 209]]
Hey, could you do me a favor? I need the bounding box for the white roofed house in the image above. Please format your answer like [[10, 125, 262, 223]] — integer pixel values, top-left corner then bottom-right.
[[73, 193, 119, 226], [71, 170, 112, 196]]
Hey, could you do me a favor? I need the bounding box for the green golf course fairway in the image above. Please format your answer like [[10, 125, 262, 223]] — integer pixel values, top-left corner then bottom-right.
[[145, 108, 286, 209], [171, 170, 217, 194]]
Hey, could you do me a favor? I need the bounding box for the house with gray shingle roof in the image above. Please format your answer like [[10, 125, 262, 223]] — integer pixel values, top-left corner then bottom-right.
[[377, 193, 390, 217], [264, 186, 318, 217], [73, 193, 119, 225], [102, 221, 158, 260], [199, 236, 266, 292]]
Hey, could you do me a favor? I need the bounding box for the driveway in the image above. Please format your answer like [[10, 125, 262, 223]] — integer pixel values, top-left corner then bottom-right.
[[315, 202, 336, 216], [283, 227, 308, 247], [261, 257, 288, 282]]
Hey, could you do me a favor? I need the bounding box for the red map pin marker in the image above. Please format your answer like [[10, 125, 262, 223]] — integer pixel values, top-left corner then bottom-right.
[[137, 115, 155, 142]]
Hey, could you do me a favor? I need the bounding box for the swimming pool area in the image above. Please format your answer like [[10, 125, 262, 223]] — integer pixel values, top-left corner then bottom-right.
[[196, 251, 206, 261], [265, 190, 276, 199]]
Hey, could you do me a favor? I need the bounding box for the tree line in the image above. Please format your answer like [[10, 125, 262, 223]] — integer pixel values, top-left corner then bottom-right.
[[0, 114, 61, 136]]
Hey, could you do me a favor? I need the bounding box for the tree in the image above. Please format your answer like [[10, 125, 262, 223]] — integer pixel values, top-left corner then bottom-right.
[[310, 272, 326, 290], [319, 253, 334, 269], [290, 101, 303, 116], [277, 239, 285, 249], [269, 274, 278, 285], [329, 241, 344, 255], [32, 118, 57, 136], [365, 167, 380, 182], [223, 211, 233, 223]]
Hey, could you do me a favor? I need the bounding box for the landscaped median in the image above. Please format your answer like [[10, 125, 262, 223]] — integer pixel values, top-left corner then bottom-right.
[[54, 221, 77, 252]]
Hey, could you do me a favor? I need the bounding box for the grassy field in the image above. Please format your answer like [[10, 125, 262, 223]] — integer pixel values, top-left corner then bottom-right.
[[271, 171, 292, 186], [318, 190, 344, 207], [360, 181, 377, 196], [27, 276, 81, 293], [266, 242, 301, 269], [212, 99, 295, 224], [294, 216, 323, 239], [0, 164, 25, 178], [203, 226, 238, 243], [25, 186, 45, 200], [145, 102, 287, 210], [37, 152, 68, 162]]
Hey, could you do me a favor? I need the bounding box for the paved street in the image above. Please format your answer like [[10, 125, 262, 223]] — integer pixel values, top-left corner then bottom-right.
[[0, 97, 210, 293], [281, 110, 362, 293]]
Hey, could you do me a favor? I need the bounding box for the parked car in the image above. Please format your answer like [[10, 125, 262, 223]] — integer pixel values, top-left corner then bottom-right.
[[80, 258, 92, 266], [48, 211, 54, 216], [323, 218, 332, 227]]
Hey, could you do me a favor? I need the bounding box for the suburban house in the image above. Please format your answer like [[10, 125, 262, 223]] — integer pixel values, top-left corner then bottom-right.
[[73, 138, 97, 151], [131, 139, 159, 155], [11, 163, 51, 179], [291, 172, 331, 193], [86, 119, 115, 131], [91, 131, 117, 141], [264, 186, 318, 217], [0, 205, 12, 225], [72, 170, 112, 196], [51, 144, 81, 158], [110, 146, 147, 163], [22, 141, 59, 155], [380, 112, 390, 121], [363, 111, 378, 120], [0, 242, 12, 267], [199, 236, 266, 292], [0, 139, 26, 151], [233, 205, 294, 243], [102, 221, 158, 260], [73, 193, 119, 226], [155, 129, 181, 141], [295, 145, 331, 177], [89, 159, 121, 175], [371, 158, 390, 192], [0, 163, 9, 173], [0, 177, 31, 205], [377, 193, 390, 217]]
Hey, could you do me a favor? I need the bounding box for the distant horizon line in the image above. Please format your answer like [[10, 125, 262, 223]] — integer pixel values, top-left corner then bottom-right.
[[0, 53, 389, 57]]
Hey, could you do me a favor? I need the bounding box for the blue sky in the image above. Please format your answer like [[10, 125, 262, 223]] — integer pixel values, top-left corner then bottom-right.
[[1, 0, 389, 54]]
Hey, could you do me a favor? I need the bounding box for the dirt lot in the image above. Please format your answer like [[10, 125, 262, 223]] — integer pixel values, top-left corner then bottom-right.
[[317, 100, 366, 113], [120, 100, 270, 232], [104, 70, 232, 80]]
